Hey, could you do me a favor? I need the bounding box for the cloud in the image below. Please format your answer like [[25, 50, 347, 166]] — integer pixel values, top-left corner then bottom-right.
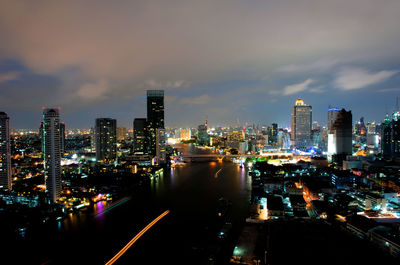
[[0, 71, 20, 83], [76, 79, 109, 100], [278, 57, 345, 73], [309, 85, 325, 93], [143, 80, 189, 90], [334, 67, 399, 90], [378, 87, 400, 93], [179, 94, 211, 105], [283, 79, 314, 95]]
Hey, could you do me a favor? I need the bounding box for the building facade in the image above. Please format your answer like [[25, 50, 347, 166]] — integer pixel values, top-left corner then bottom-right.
[[147, 90, 164, 155], [382, 112, 400, 159], [133, 118, 147, 154], [327, 107, 340, 131], [156, 128, 166, 165], [291, 98, 312, 150], [95, 118, 117, 163], [327, 109, 352, 164], [42, 108, 62, 203], [0, 112, 11, 190]]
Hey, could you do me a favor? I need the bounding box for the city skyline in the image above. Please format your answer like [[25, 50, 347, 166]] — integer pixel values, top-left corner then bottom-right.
[[1, 1, 400, 128]]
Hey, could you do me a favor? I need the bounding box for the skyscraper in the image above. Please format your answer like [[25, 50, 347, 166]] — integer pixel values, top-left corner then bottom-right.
[[60, 122, 65, 156], [291, 98, 312, 150], [156, 128, 166, 165], [327, 106, 340, 131], [133, 118, 147, 154], [117, 127, 127, 141], [95, 118, 117, 163], [147, 90, 164, 155], [327, 109, 352, 164], [0, 112, 11, 190], [268, 123, 278, 145], [42, 108, 62, 203]]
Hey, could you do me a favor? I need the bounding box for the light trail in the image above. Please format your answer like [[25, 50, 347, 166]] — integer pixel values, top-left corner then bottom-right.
[[214, 168, 222, 178], [94, 197, 131, 218], [105, 210, 170, 265]]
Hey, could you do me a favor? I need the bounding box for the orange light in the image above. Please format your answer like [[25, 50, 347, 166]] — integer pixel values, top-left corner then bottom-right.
[[105, 210, 170, 265]]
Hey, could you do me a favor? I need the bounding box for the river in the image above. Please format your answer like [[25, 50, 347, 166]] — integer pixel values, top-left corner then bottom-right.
[[9, 144, 252, 265]]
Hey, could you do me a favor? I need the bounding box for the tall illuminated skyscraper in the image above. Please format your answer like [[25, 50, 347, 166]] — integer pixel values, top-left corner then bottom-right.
[[133, 118, 147, 154], [147, 90, 164, 155], [42, 108, 62, 203], [156, 128, 166, 165], [0, 112, 11, 190], [291, 98, 312, 150], [95, 118, 117, 162]]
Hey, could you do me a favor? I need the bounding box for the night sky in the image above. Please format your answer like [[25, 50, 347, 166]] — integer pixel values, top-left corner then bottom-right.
[[1, 0, 400, 129]]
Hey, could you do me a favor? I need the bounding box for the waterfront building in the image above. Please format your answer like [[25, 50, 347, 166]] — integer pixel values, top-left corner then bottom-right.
[[42, 108, 62, 203], [291, 98, 312, 150], [134, 118, 147, 154], [147, 90, 164, 155], [95, 118, 117, 163], [197, 124, 209, 145], [156, 128, 166, 165], [0, 112, 11, 190]]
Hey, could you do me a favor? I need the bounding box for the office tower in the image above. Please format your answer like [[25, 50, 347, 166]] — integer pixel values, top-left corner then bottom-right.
[[95, 118, 117, 163], [327, 109, 352, 164], [197, 124, 209, 146], [180, 128, 191, 140], [268, 123, 278, 145], [381, 111, 400, 159], [156, 128, 166, 165], [291, 98, 312, 150], [391, 111, 400, 156], [327, 106, 340, 131], [42, 108, 62, 203], [382, 115, 393, 158], [90, 127, 96, 152], [117, 127, 127, 141], [133, 118, 147, 154], [60, 122, 65, 156], [147, 90, 164, 155], [0, 112, 11, 190]]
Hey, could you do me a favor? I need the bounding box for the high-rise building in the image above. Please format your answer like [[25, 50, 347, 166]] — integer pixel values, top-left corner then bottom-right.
[[133, 118, 147, 154], [197, 124, 209, 145], [291, 98, 312, 150], [147, 90, 164, 155], [327, 106, 340, 131], [60, 122, 65, 156], [180, 128, 191, 140], [381, 111, 400, 159], [268, 123, 278, 145], [327, 109, 352, 164], [0, 112, 11, 190], [382, 114, 392, 158], [95, 118, 117, 163], [42, 108, 62, 203], [90, 127, 96, 152], [156, 128, 166, 165], [117, 127, 127, 141]]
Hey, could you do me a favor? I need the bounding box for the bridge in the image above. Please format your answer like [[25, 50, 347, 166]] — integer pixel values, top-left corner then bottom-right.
[[171, 153, 296, 162], [173, 153, 294, 159]]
